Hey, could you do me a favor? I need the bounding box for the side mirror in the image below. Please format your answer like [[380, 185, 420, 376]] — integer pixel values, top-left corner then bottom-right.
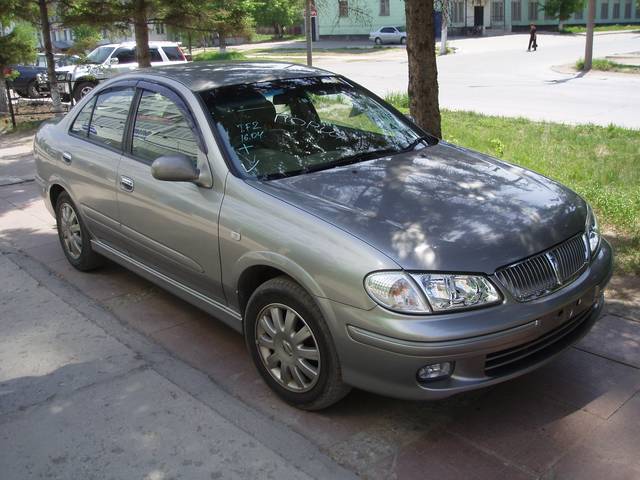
[[109, 57, 119, 65], [151, 154, 199, 182]]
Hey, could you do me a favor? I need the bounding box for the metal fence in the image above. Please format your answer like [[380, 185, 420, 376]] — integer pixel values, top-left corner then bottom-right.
[[3, 78, 104, 129]]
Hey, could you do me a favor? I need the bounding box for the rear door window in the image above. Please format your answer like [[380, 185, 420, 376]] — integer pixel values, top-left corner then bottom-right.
[[162, 46, 185, 61], [70, 98, 96, 137], [149, 48, 163, 62], [88, 88, 135, 150]]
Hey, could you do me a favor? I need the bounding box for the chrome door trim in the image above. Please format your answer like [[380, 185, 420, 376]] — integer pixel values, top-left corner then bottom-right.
[[91, 239, 242, 330]]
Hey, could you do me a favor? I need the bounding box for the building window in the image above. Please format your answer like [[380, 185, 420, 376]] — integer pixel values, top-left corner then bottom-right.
[[512, 1, 522, 21], [339, 0, 349, 17], [453, 1, 465, 22], [528, 1, 539, 20], [612, 0, 620, 17], [155, 23, 165, 34], [491, 1, 505, 22], [624, 1, 632, 18], [574, 8, 583, 19], [380, 0, 390, 16], [600, 2, 608, 18]]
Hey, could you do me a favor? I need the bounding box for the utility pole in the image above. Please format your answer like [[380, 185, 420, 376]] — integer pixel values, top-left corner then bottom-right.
[[305, 0, 312, 66], [583, 0, 596, 70]]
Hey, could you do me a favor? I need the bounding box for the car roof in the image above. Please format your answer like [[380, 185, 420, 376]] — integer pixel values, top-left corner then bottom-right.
[[129, 61, 333, 92], [99, 41, 180, 48]]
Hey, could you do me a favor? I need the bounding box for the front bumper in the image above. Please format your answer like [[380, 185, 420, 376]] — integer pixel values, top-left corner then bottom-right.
[[319, 239, 613, 400]]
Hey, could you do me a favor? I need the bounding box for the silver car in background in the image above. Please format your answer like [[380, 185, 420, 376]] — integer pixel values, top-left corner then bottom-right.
[[33, 62, 613, 410], [369, 26, 407, 44]]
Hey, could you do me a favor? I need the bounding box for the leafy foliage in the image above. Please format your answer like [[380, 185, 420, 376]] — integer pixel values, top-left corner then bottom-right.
[[68, 25, 102, 56], [0, 22, 37, 71], [253, 0, 303, 37], [542, 0, 585, 22]]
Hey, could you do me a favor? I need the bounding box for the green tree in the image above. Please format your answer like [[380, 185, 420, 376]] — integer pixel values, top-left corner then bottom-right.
[[0, 21, 38, 115], [253, 0, 303, 38], [68, 25, 101, 56], [542, 0, 585, 30]]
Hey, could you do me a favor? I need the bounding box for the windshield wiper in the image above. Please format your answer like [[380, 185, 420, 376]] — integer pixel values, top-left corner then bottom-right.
[[402, 135, 430, 152]]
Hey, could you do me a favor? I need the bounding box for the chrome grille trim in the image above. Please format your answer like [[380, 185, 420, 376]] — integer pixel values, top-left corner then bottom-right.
[[495, 234, 589, 301]]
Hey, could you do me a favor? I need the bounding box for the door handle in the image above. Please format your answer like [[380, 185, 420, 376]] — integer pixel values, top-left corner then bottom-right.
[[62, 152, 72, 164], [120, 176, 134, 192]]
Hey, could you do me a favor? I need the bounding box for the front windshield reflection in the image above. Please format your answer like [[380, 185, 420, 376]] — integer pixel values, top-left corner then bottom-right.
[[200, 76, 430, 179]]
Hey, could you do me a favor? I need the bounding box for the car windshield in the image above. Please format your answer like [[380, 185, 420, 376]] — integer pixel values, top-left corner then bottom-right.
[[397, 26, 406, 32], [200, 76, 430, 179], [85, 46, 115, 64]]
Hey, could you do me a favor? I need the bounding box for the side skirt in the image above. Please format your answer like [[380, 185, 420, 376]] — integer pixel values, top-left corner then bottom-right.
[[92, 240, 243, 333]]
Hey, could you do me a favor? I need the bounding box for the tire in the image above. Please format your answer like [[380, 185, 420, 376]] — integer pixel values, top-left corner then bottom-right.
[[73, 81, 96, 102], [400, 36, 406, 45], [55, 192, 103, 271], [245, 276, 350, 410], [26, 80, 40, 99], [61, 93, 71, 103], [374, 37, 382, 45]]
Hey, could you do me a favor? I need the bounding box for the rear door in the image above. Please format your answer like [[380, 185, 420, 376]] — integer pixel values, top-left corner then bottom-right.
[[62, 85, 136, 247], [116, 83, 225, 302]]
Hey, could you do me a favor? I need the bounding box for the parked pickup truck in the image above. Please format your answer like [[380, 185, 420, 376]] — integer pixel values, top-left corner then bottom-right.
[[55, 41, 189, 101], [8, 53, 79, 99]]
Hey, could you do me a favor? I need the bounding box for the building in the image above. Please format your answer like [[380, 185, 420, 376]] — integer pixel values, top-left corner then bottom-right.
[[317, 0, 640, 37]]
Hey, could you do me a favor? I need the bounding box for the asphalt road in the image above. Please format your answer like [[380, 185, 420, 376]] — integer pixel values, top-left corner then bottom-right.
[[312, 32, 640, 128]]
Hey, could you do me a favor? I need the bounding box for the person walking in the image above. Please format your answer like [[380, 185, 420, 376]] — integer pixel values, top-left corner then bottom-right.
[[527, 24, 538, 51]]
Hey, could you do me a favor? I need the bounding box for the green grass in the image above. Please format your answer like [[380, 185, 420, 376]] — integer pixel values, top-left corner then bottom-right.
[[385, 92, 640, 273], [562, 24, 640, 34], [576, 58, 640, 73], [191, 51, 248, 62], [249, 33, 305, 43]]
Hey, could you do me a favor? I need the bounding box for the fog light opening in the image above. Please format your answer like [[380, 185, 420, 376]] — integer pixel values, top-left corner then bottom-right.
[[417, 362, 454, 383]]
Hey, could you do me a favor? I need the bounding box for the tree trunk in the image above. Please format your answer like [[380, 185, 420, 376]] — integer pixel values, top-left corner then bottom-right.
[[558, 20, 564, 31], [187, 31, 192, 56], [440, 8, 448, 55], [305, 0, 312, 66], [133, 0, 151, 68], [0, 81, 8, 115], [405, 0, 442, 137], [583, 0, 596, 70], [38, 0, 63, 115], [218, 32, 226, 52]]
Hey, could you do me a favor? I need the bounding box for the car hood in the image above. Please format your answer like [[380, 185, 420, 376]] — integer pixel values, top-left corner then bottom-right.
[[251, 143, 587, 274]]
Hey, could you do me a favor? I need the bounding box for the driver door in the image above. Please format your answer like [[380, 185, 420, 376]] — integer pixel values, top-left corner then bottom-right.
[[116, 84, 225, 302]]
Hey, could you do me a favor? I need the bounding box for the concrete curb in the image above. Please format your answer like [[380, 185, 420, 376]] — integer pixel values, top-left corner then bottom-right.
[[1, 242, 358, 480]]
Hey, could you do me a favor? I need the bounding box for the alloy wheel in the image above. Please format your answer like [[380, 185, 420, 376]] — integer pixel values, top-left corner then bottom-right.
[[60, 203, 82, 259], [255, 303, 321, 392]]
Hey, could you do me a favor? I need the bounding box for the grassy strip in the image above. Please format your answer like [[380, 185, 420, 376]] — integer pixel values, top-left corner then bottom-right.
[[562, 24, 640, 34], [385, 93, 640, 273], [192, 51, 248, 62], [576, 58, 640, 73]]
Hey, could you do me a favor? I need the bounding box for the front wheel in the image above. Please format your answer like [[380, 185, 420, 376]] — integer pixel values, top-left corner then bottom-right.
[[72, 81, 96, 102], [244, 276, 350, 410], [374, 37, 382, 45]]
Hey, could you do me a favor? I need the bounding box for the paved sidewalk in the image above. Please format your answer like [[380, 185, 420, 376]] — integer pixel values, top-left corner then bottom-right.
[[1, 133, 640, 479]]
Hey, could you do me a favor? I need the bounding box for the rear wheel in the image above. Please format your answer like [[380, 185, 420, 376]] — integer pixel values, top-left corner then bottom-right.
[[400, 36, 406, 45], [245, 276, 350, 410], [55, 192, 103, 271]]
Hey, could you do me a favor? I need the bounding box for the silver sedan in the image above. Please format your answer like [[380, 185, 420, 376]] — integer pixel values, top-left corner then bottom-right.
[[34, 62, 613, 410]]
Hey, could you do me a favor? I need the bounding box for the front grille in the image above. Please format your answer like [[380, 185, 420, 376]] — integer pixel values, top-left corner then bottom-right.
[[485, 306, 592, 376], [495, 234, 589, 301]]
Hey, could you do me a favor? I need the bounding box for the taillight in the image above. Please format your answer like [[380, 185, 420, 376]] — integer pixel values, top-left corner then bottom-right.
[[177, 47, 186, 61]]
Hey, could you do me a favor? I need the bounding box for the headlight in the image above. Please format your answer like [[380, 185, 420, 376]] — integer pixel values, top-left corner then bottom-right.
[[364, 272, 430, 314], [585, 204, 600, 256], [412, 274, 501, 312], [364, 271, 501, 314]]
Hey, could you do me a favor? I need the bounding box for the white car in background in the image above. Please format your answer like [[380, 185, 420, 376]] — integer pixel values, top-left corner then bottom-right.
[[369, 26, 407, 45], [56, 41, 188, 101]]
